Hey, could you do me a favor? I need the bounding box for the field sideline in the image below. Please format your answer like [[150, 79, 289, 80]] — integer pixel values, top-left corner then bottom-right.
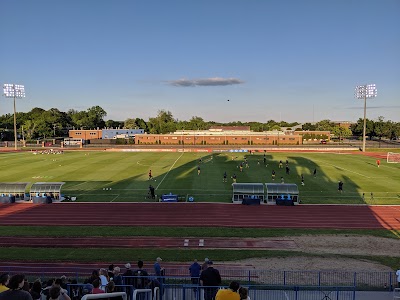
[[0, 150, 399, 204]]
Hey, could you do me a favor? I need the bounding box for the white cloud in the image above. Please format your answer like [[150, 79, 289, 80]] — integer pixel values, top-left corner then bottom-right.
[[168, 77, 245, 87]]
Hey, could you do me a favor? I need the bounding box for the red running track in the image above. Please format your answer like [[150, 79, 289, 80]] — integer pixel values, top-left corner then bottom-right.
[[0, 236, 297, 249], [0, 202, 400, 229]]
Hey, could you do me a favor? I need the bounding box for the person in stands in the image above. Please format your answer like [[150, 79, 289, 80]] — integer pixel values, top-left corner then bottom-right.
[[200, 261, 221, 300], [215, 281, 240, 300], [49, 286, 71, 300], [91, 279, 104, 294], [0, 274, 33, 300], [0, 273, 10, 293]]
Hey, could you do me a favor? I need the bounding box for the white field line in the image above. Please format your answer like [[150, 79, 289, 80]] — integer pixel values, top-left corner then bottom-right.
[[110, 194, 120, 202], [67, 181, 90, 188], [314, 160, 370, 178], [156, 152, 184, 190]]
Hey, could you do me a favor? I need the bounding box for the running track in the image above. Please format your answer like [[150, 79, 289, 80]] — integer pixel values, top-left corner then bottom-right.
[[0, 202, 399, 229]]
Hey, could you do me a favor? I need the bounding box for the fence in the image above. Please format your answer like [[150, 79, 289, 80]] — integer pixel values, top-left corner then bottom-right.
[[0, 265, 397, 291], [163, 284, 356, 300]]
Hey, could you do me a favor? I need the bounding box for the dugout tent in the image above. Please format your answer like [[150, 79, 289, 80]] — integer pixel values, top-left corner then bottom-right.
[[265, 183, 300, 205], [0, 182, 30, 203], [30, 182, 65, 203], [232, 183, 264, 204]]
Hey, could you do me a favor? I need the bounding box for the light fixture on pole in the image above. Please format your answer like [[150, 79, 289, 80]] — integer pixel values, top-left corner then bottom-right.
[[355, 84, 377, 152], [3, 84, 26, 150]]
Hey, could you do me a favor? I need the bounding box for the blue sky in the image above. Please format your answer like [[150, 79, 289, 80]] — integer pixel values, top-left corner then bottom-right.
[[1, 0, 399, 123]]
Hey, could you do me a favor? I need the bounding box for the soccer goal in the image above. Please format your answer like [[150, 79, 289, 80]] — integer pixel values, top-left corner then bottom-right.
[[387, 152, 400, 163]]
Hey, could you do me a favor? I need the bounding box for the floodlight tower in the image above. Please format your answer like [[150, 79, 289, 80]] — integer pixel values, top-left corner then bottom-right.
[[3, 84, 26, 150], [355, 84, 377, 152]]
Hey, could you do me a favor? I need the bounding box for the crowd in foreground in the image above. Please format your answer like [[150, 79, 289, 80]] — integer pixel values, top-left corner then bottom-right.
[[0, 257, 252, 300]]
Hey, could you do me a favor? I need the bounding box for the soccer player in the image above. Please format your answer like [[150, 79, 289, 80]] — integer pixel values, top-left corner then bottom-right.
[[272, 170, 276, 181], [197, 165, 201, 175], [313, 168, 317, 178], [239, 163, 243, 172], [376, 159, 380, 168], [223, 171, 227, 183], [338, 181, 343, 193], [281, 177, 284, 184], [279, 160, 283, 168], [232, 173, 237, 183], [148, 170, 153, 180], [301, 174, 305, 186]]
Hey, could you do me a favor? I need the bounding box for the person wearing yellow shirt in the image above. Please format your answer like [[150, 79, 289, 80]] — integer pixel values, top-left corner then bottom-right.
[[0, 273, 10, 293], [215, 281, 240, 300]]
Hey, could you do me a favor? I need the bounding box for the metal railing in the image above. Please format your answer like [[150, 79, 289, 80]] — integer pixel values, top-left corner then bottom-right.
[[81, 292, 127, 300], [162, 284, 356, 300], [1, 265, 397, 292]]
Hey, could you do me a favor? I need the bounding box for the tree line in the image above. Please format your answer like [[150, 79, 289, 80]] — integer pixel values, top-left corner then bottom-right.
[[0, 107, 399, 141]]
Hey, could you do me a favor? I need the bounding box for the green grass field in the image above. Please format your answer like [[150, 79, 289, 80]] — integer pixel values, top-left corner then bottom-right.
[[1, 150, 399, 204]]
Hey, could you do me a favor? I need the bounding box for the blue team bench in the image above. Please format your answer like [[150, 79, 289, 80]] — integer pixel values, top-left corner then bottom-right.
[[160, 193, 179, 202]]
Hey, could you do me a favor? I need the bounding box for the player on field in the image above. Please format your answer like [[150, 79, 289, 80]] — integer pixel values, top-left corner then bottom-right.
[[149, 170, 153, 180], [197, 165, 201, 175], [232, 173, 237, 183], [376, 159, 380, 168], [272, 170, 276, 181], [223, 171, 227, 183], [301, 174, 305, 186], [338, 181, 343, 193], [279, 160, 283, 168], [313, 168, 317, 178]]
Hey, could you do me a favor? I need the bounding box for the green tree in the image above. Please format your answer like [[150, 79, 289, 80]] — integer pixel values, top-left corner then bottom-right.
[[315, 119, 334, 131], [302, 123, 317, 131], [105, 120, 124, 128], [332, 126, 352, 142]]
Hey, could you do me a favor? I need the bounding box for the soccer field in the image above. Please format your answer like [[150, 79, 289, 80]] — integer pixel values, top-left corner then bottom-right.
[[1, 151, 399, 204]]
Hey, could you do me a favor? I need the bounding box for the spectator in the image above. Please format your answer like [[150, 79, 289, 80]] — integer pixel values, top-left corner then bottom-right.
[[29, 280, 42, 300], [0, 273, 10, 293], [59, 276, 68, 291], [91, 279, 104, 294], [113, 267, 123, 292], [41, 279, 55, 300], [189, 259, 201, 286], [69, 279, 80, 300], [200, 261, 221, 300], [133, 261, 149, 289], [49, 286, 71, 300], [22, 280, 30, 292], [201, 258, 209, 271], [105, 282, 123, 300], [85, 270, 99, 284], [154, 257, 164, 283], [215, 281, 240, 300], [54, 279, 68, 295], [123, 263, 134, 300], [239, 287, 250, 300], [108, 264, 115, 280], [99, 269, 109, 290], [0, 274, 33, 300]]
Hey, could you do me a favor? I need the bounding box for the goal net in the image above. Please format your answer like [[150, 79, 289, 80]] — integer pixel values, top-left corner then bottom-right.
[[387, 152, 400, 163]]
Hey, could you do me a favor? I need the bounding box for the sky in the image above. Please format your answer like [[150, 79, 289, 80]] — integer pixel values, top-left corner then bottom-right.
[[1, 0, 399, 123]]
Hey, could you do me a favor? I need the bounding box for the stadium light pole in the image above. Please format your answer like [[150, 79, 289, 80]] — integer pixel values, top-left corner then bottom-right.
[[355, 84, 377, 152], [3, 84, 26, 150]]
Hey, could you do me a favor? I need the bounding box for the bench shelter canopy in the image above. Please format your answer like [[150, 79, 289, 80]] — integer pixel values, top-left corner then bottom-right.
[[265, 183, 300, 205], [232, 183, 264, 203], [30, 182, 65, 201], [0, 182, 29, 202]]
